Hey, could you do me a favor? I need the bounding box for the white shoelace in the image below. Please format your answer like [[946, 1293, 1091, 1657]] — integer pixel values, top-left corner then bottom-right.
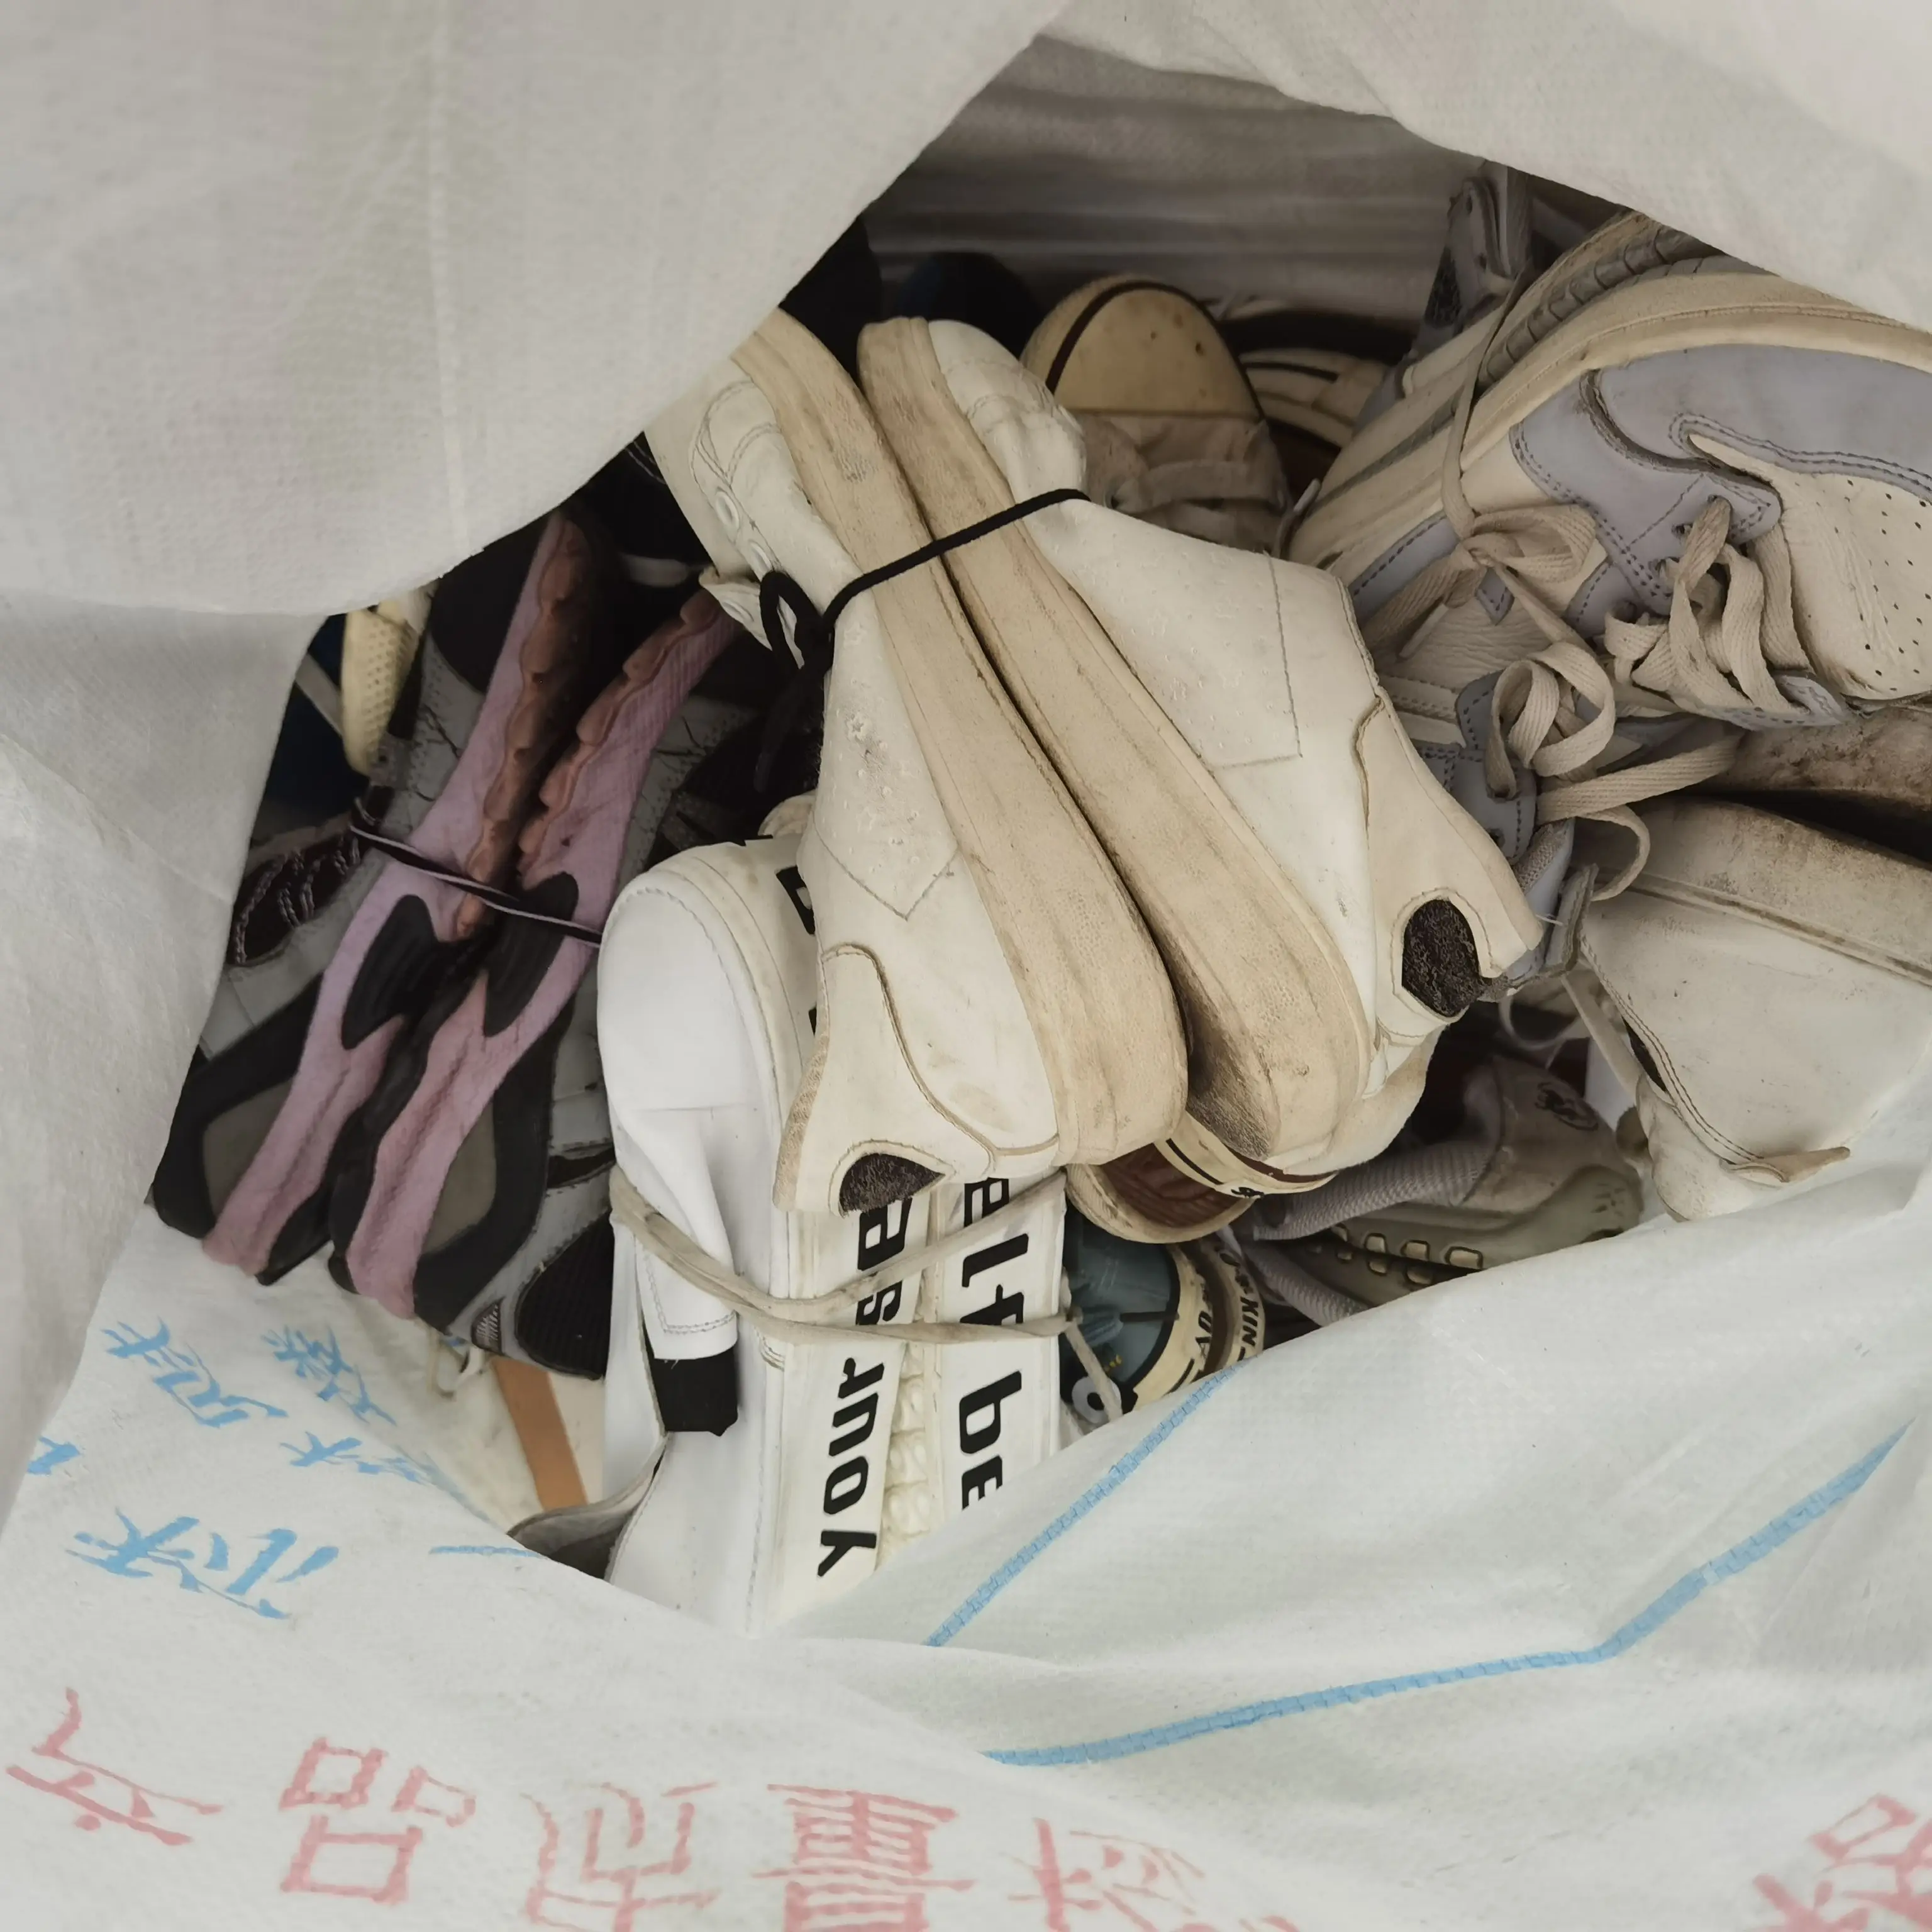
[[608, 1169, 1124, 1420], [1084, 414, 1290, 553], [1359, 314, 1838, 894], [1601, 501, 1822, 724]]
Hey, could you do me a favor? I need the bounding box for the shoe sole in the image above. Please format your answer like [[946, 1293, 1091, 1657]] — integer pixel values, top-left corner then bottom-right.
[[1295, 271, 1932, 584], [1064, 1152, 1245, 1243], [732, 312, 1185, 1175], [859, 314, 1370, 1164], [204, 514, 612, 1279], [1300, 211, 1741, 532], [328, 598, 731, 1315]]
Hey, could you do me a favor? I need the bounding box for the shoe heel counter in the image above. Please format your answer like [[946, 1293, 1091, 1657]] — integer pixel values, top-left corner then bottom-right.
[[1357, 702, 1542, 1040], [775, 945, 1000, 1215]]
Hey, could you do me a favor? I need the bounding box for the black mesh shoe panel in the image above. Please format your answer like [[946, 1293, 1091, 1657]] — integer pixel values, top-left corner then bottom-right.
[[511, 1219, 614, 1378]]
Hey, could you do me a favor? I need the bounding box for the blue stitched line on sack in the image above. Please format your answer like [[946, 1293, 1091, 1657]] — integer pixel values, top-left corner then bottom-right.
[[926, 1374, 1235, 1648], [982, 1428, 1904, 1767]]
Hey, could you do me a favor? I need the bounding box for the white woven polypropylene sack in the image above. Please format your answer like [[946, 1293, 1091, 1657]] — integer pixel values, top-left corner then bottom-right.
[[6, 5, 1932, 1926]]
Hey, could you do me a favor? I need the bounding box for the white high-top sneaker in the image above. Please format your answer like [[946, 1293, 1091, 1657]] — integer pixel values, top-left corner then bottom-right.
[[586, 833, 1069, 1635], [859, 316, 1541, 1197], [1289, 213, 1932, 884], [1579, 799, 1932, 1218], [646, 311, 1185, 1216]]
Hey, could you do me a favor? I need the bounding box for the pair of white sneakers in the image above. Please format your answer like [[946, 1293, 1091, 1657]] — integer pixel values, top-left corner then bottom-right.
[[545, 305, 1542, 1626], [652, 308, 1539, 1219], [1291, 208, 1932, 1217]]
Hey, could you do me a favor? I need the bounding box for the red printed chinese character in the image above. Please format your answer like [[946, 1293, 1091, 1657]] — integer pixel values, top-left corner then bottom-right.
[[1015, 1820, 1252, 1932], [760, 1785, 971, 1931], [1746, 1875, 1872, 1931], [1811, 1796, 1932, 1928], [278, 1738, 474, 1904], [1747, 1796, 1932, 1931], [6, 1689, 221, 1846], [523, 1782, 718, 1927]]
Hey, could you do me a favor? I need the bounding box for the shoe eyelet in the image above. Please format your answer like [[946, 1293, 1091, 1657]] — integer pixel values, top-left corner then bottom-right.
[[711, 489, 742, 532], [743, 537, 777, 576]]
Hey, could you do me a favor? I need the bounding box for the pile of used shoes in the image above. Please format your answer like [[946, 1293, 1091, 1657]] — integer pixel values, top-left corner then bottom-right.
[[160, 171, 1932, 1632]]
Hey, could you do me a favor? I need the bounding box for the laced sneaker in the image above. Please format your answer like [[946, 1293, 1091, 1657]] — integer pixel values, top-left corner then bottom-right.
[[1021, 275, 1289, 552], [858, 316, 1540, 1201], [645, 309, 1187, 1216], [1576, 799, 1932, 1218], [323, 594, 738, 1368], [1060, 1210, 1263, 1428], [1343, 162, 1602, 438], [577, 832, 1071, 1633], [1240, 1050, 1640, 1314], [1214, 305, 1408, 491], [1291, 209, 1932, 892], [154, 512, 625, 1279]]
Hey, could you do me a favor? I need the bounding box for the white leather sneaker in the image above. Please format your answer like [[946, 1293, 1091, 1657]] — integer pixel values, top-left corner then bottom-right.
[[1290, 213, 1932, 887], [645, 311, 1186, 1216], [859, 316, 1541, 1194], [589, 833, 1069, 1635], [1579, 799, 1932, 1218]]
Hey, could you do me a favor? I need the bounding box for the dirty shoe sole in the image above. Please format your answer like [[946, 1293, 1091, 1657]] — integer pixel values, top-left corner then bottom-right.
[[731, 312, 1186, 1196], [860, 314, 1378, 1165]]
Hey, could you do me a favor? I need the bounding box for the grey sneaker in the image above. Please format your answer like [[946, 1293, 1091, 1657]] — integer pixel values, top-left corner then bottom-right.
[[323, 595, 739, 1372], [1240, 1052, 1640, 1314], [1290, 209, 1932, 894]]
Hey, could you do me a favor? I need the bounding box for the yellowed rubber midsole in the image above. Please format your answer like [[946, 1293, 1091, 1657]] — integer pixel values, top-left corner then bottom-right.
[[1296, 274, 1931, 584], [735, 312, 1186, 1167], [859, 314, 1372, 1165]]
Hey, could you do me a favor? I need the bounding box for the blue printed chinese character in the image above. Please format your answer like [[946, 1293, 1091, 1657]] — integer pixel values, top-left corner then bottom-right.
[[280, 1432, 467, 1504], [262, 1327, 395, 1426], [69, 1512, 338, 1619], [103, 1320, 287, 1428], [26, 1437, 79, 1476]]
